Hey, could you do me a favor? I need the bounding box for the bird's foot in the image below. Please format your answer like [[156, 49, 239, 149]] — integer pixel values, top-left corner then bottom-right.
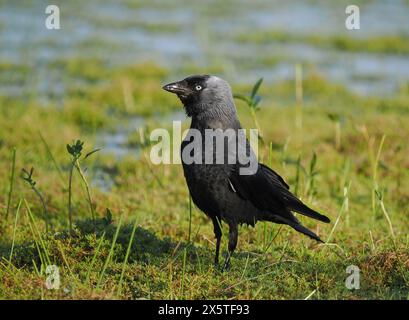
[[221, 259, 230, 272]]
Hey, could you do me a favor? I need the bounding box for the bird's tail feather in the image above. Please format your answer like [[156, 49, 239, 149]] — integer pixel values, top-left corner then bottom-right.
[[272, 214, 325, 243], [288, 222, 324, 243], [289, 202, 330, 223]]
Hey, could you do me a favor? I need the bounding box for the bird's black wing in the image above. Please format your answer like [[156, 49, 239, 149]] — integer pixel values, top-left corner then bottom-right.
[[259, 163, 290, 189], [228, 163, 330, 224]]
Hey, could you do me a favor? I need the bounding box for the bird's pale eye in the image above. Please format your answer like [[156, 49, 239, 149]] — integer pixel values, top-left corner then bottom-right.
[[195, 85, 202, 91]]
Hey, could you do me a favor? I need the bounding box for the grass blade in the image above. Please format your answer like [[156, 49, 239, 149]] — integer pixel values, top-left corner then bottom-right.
[[251, 78, 263, 99], [377, 191, 396, 243], [188, 193, 192, 243], [326, 181, 351, 243], [9, 199, 22, 262], [117, 220, 138, 295], [304, 289, 317, 300], [75, 160, 95, 222], [39, 132, 65, 184], [85, 231, 106, 284], [24, 199, 51, 266], [180, 248, 187, 298], [5, 148, 16, 220], [96, 213, 123, 289]]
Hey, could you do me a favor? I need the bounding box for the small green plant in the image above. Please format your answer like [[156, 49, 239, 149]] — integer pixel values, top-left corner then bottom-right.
[[102, 208, 113, 225], [67, 140, 83, 232], [21, 167, 50, 231], [66, 139, 100, 232], [234, 78, 264, 142]]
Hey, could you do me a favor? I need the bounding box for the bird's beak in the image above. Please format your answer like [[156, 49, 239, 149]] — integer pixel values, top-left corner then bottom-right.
[[162, 81, 190, 95]]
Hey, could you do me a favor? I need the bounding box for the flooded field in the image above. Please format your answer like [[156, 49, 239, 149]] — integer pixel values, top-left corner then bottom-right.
[[1, 0, 409, 98]]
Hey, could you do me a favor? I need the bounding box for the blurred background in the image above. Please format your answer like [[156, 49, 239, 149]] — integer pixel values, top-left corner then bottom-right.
[[2, 0, 409, 99]]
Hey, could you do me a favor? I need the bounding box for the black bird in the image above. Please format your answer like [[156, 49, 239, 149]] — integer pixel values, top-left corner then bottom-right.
[[163, 75, 330, 269]]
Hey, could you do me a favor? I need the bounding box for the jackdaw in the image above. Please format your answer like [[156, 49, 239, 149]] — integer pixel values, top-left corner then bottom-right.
[[163, 75, 330, 269]]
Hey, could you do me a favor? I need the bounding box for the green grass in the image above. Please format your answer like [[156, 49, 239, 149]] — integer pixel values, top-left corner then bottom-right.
[[0, 57, 408, 299]]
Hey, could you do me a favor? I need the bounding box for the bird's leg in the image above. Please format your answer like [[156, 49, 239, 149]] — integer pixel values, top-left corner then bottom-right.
[[222, 223, 238, 271], [211, 216, 222, 266]]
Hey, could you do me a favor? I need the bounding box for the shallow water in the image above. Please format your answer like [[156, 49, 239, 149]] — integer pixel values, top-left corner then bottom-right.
[[95, 110, 185, 158], [1, 0, 409, 98], [96, 117, 145, 159], [92, 110, 185, 191]]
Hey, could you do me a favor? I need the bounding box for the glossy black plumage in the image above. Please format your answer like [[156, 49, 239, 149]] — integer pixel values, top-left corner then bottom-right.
[[163, 75, 330, 269]]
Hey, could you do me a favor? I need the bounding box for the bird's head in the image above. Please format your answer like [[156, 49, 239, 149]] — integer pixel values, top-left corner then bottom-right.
[[162, 75, 236, 118]]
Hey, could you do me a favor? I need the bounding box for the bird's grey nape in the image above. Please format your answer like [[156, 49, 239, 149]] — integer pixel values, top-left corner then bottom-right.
[[188, 76, 238, 125]]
